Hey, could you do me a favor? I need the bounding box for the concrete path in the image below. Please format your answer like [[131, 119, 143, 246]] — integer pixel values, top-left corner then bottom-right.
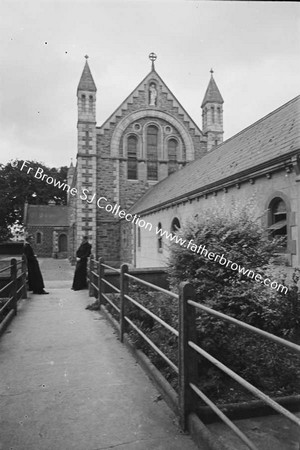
[[0, 258, 198, 450]]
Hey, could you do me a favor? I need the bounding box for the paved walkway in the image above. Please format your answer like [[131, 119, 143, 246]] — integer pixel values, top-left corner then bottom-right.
[[0, 259, 197, 450]]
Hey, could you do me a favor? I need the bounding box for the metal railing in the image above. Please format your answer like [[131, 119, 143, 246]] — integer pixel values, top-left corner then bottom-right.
[[0, 256, 27, 325], [88, 256, 300, 449]]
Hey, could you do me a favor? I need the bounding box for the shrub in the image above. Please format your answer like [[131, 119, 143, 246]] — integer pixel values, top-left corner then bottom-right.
[[167, 201, 300, 401]]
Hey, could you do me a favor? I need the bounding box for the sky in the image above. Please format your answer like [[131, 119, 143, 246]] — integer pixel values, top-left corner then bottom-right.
[[0, 0, 299, 168]]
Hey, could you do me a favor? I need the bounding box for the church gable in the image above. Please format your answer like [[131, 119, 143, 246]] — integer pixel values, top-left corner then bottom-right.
[[95, 66, 208, 177], [98, 70, 203, 140]]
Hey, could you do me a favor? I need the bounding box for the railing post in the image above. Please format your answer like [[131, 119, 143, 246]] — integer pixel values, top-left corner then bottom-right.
[[178, 282, 197, 431], [10, 258, 17, 315], [120, 263, 128, 343], [98, 257, 104, 308], [89, 255, 94, 297], [21, 254, 27, 299]]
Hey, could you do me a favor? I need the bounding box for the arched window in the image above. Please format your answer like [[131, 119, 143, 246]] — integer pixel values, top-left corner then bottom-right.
[[211, 106, 215, 124], [171, 217, 181, 234], [157, 222, 163, 252], [81, 94, 86, 111], [268, 198, 287, 250], [147, 125, 158, 180], [137, 226, 141, 248], [127, 135, 138, 179], [168, 139, 178, 175], [36, 232, 42, 244], [89, 95, 93, 112], [58, 234, 67, 252]]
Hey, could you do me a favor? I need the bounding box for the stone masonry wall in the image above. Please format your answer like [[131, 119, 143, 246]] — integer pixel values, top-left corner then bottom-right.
[[26, 226, 53, 257]]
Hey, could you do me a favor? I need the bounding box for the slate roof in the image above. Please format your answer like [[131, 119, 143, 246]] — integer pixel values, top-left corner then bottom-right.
[[201, 74, 224, 107], [26, 205, 69, 226], [77, 60, 97, 93], [131, 95, 300, 215]]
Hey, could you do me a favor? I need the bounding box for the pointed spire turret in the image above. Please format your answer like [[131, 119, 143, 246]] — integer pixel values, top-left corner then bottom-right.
[[201, 69, 223, 108], [77, 56, 97, 93], [77, 56, 96, 124], [201, 70, 224, 151]]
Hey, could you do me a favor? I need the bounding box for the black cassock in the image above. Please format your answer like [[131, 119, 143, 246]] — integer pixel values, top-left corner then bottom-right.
[[23, 242, 45, 294], [72, 242, 92, 290]]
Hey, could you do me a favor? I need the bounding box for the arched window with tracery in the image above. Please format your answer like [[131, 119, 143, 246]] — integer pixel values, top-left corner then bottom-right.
[[127, 135, 138, 180], [147, 125, 158, 180], [168, 138, 178, 175], [268, 198, 287, 251]]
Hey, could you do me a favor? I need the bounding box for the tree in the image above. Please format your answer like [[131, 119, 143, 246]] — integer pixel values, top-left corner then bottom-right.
[[0, 160, 68, 241]]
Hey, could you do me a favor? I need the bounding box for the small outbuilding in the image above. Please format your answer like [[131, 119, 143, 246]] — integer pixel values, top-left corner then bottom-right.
[[24, 201, 69, 258]]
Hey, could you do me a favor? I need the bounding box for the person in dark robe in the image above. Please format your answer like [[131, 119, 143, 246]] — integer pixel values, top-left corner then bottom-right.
[[23, 235, 49, 295], [72, 236, 92, 291]]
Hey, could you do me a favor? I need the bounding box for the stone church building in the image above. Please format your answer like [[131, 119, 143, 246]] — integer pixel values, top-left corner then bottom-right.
[[68, 55, 300, 269], [68, 55, 225, 265]]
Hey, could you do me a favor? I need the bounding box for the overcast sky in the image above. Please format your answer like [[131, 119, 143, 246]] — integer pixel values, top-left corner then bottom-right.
[[0, 1, 299, 168]]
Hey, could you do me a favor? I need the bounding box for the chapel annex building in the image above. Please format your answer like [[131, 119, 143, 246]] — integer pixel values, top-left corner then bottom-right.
[[68, 55, 224, 266], [68, 55, 300, 270]]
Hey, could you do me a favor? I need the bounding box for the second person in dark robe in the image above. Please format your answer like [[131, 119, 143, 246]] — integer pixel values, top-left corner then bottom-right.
[[71, 236, 92, 291]]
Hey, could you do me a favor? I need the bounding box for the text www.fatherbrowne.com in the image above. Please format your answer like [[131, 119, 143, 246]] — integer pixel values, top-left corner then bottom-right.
[[156, 227, 288, 294]]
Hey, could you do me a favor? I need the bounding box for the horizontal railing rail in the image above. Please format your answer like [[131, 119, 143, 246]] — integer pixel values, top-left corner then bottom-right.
[[125, 272, 178, 299], [189, 300, 300, 355], [0, 264, 12, 274], [88, 257, 300, 449]]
